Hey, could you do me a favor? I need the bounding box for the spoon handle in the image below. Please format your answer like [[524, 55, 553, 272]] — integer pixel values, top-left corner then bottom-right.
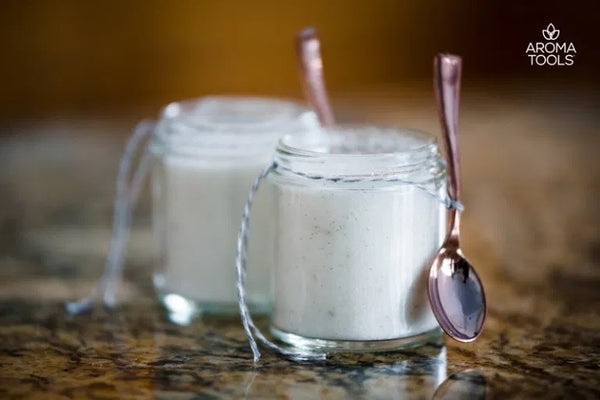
[[296, 27, 335, 127], [435, 54, 462, 243], [434, 54, 462, 203]]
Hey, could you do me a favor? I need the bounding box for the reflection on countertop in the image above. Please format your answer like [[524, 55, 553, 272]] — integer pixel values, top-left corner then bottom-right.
[[0, 90, 599, 398], [0, 302, 455, 399]]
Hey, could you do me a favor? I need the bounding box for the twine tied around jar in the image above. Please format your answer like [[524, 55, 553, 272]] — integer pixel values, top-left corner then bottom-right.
[[236, 162, 464, 362], [66, 120, 155, 314]]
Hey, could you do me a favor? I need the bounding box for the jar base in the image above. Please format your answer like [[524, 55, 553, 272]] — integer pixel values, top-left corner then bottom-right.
[[156, 290, 271, 326], [270, 326, 443, 353]]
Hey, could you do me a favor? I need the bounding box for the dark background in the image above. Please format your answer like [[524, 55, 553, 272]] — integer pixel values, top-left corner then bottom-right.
[[0, 0, 597, 119]]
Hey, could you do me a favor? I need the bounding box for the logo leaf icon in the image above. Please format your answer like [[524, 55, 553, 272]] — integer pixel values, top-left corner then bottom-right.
[[542, 23, 560, 40]]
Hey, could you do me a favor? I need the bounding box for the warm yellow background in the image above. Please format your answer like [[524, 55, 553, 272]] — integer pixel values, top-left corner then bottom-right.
[[0, 0, 595, 117]]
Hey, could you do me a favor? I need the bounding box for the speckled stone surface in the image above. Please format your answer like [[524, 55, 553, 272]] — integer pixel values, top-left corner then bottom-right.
[[0, 90, 599, 399]]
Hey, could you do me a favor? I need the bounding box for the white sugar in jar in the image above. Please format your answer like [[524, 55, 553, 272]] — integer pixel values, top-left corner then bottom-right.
[[268, 126, 447, 351], [151, 96, 318, 323]]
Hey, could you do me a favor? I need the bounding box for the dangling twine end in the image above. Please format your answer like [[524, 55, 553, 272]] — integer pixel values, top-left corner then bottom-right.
[[237, 163, 328, 363], [65, 120, 153, 318], [65, 294, 118, 315], [65, 297, 94, 315]]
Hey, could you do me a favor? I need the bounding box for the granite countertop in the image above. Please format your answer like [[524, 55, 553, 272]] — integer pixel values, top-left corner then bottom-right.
[[0, 90, 599, 399]]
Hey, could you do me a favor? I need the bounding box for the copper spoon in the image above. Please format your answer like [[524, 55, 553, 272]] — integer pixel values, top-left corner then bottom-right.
[[428, 54, 486, 342], [295, 26, 335, 127]]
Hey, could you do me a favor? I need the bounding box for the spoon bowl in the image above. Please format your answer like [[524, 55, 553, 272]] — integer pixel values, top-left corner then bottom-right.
[[428, 246, 486, 341]]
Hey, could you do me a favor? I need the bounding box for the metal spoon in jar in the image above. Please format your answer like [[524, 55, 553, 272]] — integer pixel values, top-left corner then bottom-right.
[[428, 54, 486, 342], [295, 26, 336, 127]]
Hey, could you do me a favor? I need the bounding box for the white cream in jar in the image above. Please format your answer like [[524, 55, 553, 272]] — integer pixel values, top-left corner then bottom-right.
[[268, 126, 447, 350], [151, 96, 318, 322]]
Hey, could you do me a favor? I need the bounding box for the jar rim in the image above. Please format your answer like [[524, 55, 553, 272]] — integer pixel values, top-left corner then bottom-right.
[[153, 96, 318, 158], [161, 95, 313, 126], [277, 125, 436, 157], [274, 124, 445, 181]]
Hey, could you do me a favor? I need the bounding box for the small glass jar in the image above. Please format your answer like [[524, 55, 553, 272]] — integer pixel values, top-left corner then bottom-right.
[[268, 125, 447, 351], [151, 96, 318, 323]]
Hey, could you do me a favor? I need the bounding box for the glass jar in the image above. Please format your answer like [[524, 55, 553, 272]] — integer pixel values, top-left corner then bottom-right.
[[151, 96, 318, 324], [268, 125, 447, 351]]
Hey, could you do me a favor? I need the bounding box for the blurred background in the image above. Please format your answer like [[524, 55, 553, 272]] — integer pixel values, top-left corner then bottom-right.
[[0, 0, 598, 301], [0, 0, 597, 117]]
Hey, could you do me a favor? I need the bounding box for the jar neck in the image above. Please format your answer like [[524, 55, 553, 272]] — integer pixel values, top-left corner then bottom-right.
[[152, 96, 319, 158], [274, 126, 446, 183]]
